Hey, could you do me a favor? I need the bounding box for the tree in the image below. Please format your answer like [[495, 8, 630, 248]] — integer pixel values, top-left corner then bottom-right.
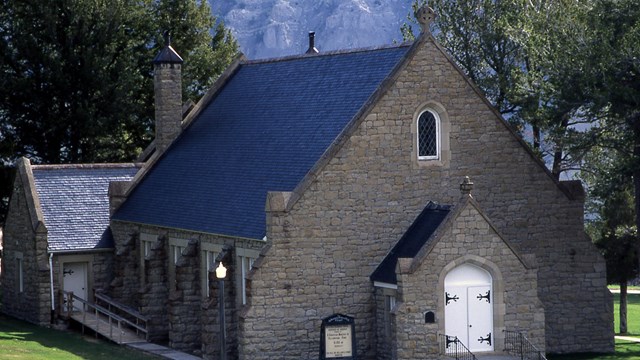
[[585, 148, 638, 334], [0, 0, 238, 223], [0, 0, 238, 165], [402, 0, 593, 179], [579, 0, 640, 251]]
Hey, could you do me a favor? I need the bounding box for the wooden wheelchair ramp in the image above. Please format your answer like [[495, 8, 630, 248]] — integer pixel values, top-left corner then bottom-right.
[[70, 310, 143, 344], [63, 291, 148, 345]]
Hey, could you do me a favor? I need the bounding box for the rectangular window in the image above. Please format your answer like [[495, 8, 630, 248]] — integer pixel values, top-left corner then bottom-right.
[[168, 238, 189, 289], [201, 243, 222, 298], [384, 294, 396, 337], [240, 256, 254, 305], [170, 245, 184, 264], [139, 233, 157, 285], [237, 248, 260, 305]]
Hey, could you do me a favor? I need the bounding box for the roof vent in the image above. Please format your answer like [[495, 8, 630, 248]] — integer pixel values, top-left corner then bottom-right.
[[305, 31, 319, 54]]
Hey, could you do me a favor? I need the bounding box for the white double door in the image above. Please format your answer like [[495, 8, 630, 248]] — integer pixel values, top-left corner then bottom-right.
[[444, 264, 493, 352]]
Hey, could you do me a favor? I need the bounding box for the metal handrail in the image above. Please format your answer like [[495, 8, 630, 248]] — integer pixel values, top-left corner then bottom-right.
[[94, 291, 148, 322], [62, 291, 147, 343], [94, 290, 148, 340], [504, 330, 547, 360], [439, 334, 477, 360]]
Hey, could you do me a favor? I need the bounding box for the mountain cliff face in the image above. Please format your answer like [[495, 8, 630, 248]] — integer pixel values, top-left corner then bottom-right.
[[210, 0, 412, 59]]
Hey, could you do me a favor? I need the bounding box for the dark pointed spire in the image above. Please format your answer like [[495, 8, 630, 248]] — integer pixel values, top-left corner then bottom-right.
[[153, 31, 183, 64]]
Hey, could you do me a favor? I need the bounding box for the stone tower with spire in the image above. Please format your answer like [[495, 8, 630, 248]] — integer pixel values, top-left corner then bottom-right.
[[153, 32, 183, 153]]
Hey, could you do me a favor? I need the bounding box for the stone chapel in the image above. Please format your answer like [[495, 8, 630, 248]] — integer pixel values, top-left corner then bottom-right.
[[1, 7, 614, 360]]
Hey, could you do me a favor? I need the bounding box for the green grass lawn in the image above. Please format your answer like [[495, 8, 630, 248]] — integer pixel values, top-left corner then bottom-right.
[[0, 314, 157, 359], [613, 293, 640, 336], [548, 340, 640, 360]]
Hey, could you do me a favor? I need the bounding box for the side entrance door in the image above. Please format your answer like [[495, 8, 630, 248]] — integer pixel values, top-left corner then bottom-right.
[[63, 262, 88, 311], [444, 264, 493, 352]]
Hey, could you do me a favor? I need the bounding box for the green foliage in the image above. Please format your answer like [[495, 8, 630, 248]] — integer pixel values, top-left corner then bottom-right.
[[591, 189, 638, 285], [578, 0, 640, 286], [0, 0, 238, 165], [400, 0, 427, 41], [403, 0, 593, 178]]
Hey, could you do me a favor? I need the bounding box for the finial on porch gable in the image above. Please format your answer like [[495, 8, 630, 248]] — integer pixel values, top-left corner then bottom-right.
[[460, 176, 474, 196], [415, 5, 436, 34]]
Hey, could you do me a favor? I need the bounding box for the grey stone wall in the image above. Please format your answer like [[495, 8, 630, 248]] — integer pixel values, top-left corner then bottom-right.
[[92, 252, 114, 293], [239, 35, 612, 359], [154, 63, 182, 153], [373, 287, 395, 360], [141, 235, 170, 343], [1, 164, 51, 326], [109, 220, 261, 357], [170, 240, 201, 353]]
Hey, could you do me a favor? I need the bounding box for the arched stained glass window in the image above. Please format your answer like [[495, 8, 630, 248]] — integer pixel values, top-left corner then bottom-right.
[[417, 109, 440, 159]]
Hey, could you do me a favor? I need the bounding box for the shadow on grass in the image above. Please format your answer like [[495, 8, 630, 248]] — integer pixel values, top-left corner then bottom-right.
[[0, 313, 154, 360], [548, 341, 640, 360]]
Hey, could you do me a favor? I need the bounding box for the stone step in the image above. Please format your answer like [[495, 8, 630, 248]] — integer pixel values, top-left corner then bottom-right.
[[476, 352, 519, 360]]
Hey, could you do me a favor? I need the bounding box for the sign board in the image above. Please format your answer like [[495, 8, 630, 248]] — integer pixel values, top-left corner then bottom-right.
[[320, 314, 356, 360]]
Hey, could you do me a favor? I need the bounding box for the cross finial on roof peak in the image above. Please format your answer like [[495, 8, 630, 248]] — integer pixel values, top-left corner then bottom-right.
[[415, 5, 436, 34], [460, 176, 474, 195]]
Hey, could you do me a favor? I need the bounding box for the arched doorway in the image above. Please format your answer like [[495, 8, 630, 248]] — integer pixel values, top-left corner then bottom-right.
[[444, 263, 493, 352]]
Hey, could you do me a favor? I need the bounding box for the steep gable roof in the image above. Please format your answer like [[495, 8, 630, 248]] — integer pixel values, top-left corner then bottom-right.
[[370, 202, 451, 285], [113, 44, 412, 239], [372, 194, 531, 286], [32, 164, 140, 252]]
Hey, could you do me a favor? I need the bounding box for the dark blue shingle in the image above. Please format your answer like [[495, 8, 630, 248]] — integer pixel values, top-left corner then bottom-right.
[[370, 202, 451, 285], [114, 45, 411, 239]]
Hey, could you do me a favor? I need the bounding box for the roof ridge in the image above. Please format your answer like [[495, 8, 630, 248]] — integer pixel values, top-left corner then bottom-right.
[[31, 163, 143, 170], [243, 41, 413, 65]]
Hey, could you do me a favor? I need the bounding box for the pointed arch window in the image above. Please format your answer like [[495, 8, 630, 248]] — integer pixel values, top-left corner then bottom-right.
[[417, 109, 440, 160]]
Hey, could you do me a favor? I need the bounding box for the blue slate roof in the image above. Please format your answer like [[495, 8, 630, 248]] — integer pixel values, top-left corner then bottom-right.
[[113, 44, 412, 239], [32, 165, 139, 252], [370, 202, 451, 285]]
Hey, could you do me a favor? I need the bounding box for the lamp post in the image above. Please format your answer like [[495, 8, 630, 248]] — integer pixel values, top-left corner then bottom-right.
[[216, 262, 227, 360]]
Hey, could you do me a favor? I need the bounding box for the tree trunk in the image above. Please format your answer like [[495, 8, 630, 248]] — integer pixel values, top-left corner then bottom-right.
[[634, 128, 640, 336], [551, 114, 570, 180], [620, 281, 628, 334], [533, 125, 541, 152]]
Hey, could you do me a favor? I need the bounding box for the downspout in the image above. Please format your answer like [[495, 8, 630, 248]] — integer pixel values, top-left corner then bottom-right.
[[49, 252, 55, 323]]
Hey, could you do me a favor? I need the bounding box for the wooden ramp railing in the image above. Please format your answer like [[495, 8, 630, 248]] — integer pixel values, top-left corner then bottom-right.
[[62, 291, 148, 344]]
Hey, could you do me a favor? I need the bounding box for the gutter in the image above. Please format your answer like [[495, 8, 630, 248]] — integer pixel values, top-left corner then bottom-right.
[[49, 252, 55, 323]]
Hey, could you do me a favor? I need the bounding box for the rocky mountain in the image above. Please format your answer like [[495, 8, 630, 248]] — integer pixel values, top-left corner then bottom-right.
[[210, 0, 413, 59]]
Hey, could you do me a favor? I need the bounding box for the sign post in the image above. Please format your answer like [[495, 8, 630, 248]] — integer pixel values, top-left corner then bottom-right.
[[320, 314, 356, 360]]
